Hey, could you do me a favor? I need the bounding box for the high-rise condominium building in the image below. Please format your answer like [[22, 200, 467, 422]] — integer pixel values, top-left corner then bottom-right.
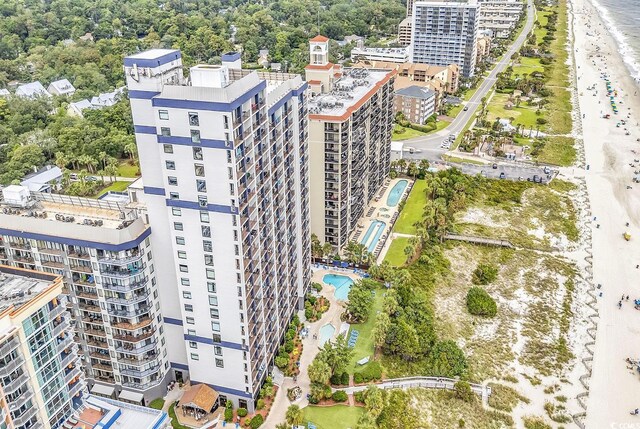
[[410, 0, 479, 77], [0, 265, 83, 429], [305, 36, 395, 249], [124, 50, 310, 410], [0, 187, 170, 405]]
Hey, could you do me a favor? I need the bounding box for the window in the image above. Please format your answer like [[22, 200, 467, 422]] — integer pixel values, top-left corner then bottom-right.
[[186, 317, 195, 324], [179, 264, 188, 273], [201, 226, 211, 237], [209, 296, 218, 306], [200, 211, 209, 223], [191, 130, 201, 143], [172, 207, 181, 216], [187, 329, 196, 336], [207, 282, 216, 293], [189, 112, 200, 126], [203, 241, 212, 252], [215, 358, 224, 368], [168, 176, 178, 186], [210, 308, 219, 319], [206, 269, 215, 280], [159, 110, 169, 120], [204, 255, 214, 266], [194, 164, 205, 177], [211, 321, 220, 332], [176, 236, 185, 245], [193, 147, 203, 160], [198, 196, 208, 208], [196, 180, 207, 192], [178, 251, 187, 259], [190, 353, 199, 360], [170, 192, 180, 200], [181, 278, 190, 286], [161, 127, 171, 137], [173, 222, 183, 231], [214, 346, 223, 356], [183, 291, 192, 299], [163, 144, 173, 154], [184, 304, 193, 312], [165, 160, 175, 170], [212, 334, 221, 343], [189, 341, 197, 349], [223, 116, 229, 129]]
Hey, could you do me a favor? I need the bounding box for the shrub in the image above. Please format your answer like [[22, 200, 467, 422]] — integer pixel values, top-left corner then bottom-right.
[[304, 308, 313, 320], [466, 287, 498, 317], [285, 328, 296, 341], [341, 372, 350, 385], [237, 408, 248, 417], [224, 408, 233, 422], [249, 414, 264, 429], [426, 340, 468, 377], [472, 263, 498, 285], [312, 282, 322, 292], [284, 340, 294, 353], [454, 381, 474, 403], [353, 372, 364, 384], [330, 373, 342, 385], [362, 361, 382, 381], [275, 355, 288, 369], [332, 390, 348, 402], [354, 391, 365, 403], [308, 395, 319, 404], [256, 399, 266, 410]]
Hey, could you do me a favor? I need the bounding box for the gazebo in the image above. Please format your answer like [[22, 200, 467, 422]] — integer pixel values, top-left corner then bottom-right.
[[177, 384, 219, 424]]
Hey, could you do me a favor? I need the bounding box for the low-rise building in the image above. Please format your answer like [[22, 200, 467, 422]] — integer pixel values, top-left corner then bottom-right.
[[391, 141, 404, 161], [398, 17, 413, 47], [47, 79, 76, 97], [477, 34, 493, 63], [395, 85, 437, 124], [350, 47, 410, 64], [67, 99, 93, 117], [20, 165, 63, 193], [15, 81, 51, 98], [478, 0, 524, 39], [354, 61, 459, 94], [73, 395, 169, 428]]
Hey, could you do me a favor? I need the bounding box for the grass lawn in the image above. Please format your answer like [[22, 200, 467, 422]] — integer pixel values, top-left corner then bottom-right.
[[545, 1, 572, 134], [393, 179, 427, 234], [392, 125, 427, 141], [534, 11, 550, 41], [94, 181, 130, 198], [346, 287, 386, 373], [432, 119, 451, 133], [447, 104, 464, 119], [462, 85, 480, 101], [149, 398, 165, 410], [442, 155, 487, 166], [384, 237, 411, 267], [487, 93, 540, 129], [168, 404, 189, 429], [513, 57, 545, 76], [535, 136, 576, 166], [117, 160, 139, 177], [302, 405, 364, 429]]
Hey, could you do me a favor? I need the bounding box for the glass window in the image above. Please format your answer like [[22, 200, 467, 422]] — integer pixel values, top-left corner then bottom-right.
[[166, 160, 175, 170], [210, 308, 219, 319], [207, 282, 216, 293], [178, 251, 187, 259], [190, 352, 199, 360], [214, 346, 222, 356], [187, 329, 196, 335], [179, 264, 188, 273], [163, 144, 173, 154], [196, 180, 207, 192], [159, 110, 169, 120], [189, 341, 197, 349], [203, 241, 212, 252], [215, 358, 224, 368], [172, 207, 181, 216], [194, 164, 205, 177], [189, 112, 199, 126], [211, 321, 220, 332], [161, 127, 171, 137], [201, 225, 211, 237], [204, 254, 213, 266], [173, 222, 183, 231], [169, 192, 179, 200], [183, 291, 192, 299], [176, 236, 185, 245], [212, 334, 221, 343], [198, 196, 208, 207], [181, 278, 190, 286], [209, 296, 218, 306], [200, 211, 209, 223], [191, 130, 201, 143], [206, 268, 215, 280], [185, 304, 193, 312], [193, 147, 203, 160], [168, 176, 178, 186]]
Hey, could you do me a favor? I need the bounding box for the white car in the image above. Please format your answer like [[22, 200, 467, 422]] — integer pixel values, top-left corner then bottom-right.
[[406, 146, 416, 154]]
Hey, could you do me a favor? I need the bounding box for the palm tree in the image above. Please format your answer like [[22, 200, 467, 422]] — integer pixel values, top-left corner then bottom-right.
[[54, 152, 68, 170], [124, 141, 138, 160], [321, 242, 333, 259], [285, 405, 303, 426], [105, 164, 118, 183], [396, 159, 407, 175]]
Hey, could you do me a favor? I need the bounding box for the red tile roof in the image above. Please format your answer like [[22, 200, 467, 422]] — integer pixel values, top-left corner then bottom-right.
[[310, 35, 329, 42]]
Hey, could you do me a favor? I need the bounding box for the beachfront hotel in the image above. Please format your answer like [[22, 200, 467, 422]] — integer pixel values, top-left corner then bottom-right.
[[124, 49, 310, 410], [0, 186, 171, 405], [478, 0, 524, 39], [305, 36, 396, 250], [409, 0, 480, 77]]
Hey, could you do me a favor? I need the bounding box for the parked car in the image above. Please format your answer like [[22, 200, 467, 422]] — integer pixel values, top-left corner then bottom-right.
[[492, 163, 498, 169], [463, 106, 469, 111], [499, 172, 506, 179]]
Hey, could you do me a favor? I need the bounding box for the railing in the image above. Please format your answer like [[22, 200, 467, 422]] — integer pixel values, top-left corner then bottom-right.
[[107, 305, 150, 318], [120, 364, 160, 378], [98, 253, 143, 266], [0, 354, 24, 378]]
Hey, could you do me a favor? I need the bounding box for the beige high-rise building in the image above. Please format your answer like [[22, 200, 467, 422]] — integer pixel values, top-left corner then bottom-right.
[[398, 18, 413, 47], [305, 36, 396, 249]]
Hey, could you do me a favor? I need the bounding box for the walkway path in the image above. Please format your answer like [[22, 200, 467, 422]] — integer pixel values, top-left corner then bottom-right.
[[444, 234, 514, 248]]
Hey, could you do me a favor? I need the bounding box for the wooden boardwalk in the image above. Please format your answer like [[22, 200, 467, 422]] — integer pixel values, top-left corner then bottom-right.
[[445, 233, 514, 248]]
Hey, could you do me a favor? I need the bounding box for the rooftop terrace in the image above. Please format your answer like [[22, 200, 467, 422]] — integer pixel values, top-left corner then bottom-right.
[[0, 266, 58, 314]]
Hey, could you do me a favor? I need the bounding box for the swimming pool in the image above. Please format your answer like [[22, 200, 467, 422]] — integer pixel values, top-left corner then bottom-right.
[[323, 274, 354, 301], [386, 179, 408, 207], [319, 324, 335, 346], [360, 220, 386, 253]]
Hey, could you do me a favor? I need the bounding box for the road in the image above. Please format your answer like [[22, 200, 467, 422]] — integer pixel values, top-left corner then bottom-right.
[[401, 0, 536, 158], [433, 160, 555, 183]]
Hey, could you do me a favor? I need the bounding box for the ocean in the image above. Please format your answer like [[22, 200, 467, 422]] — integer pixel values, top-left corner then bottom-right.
[[590, 0, 640, 81]]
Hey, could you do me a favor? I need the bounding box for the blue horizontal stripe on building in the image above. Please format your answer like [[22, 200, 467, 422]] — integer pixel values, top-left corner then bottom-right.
[[0, 227, 151, 252], [143, 187, 166, 196], [184, 334, 244, 351], [134, 125, 156, 134], [124, 50, 182, 68], [165, 199, 234, 215], [190, 380, 254, 399], [156, 135, 228, 149], [151, 81, 266, 112], [170, 362, 189, 371], [163, 317, 183, 326], [128, 90, 160, 100]]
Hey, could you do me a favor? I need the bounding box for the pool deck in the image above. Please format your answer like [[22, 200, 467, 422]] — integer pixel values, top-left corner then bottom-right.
[[349, 177, 413, 262]]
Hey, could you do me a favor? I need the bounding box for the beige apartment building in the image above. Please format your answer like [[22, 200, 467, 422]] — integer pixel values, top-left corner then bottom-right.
[[306, 36, 396, 249]]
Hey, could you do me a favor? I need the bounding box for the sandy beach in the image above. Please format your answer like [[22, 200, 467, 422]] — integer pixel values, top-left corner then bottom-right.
[[567, 0, 640, 425]]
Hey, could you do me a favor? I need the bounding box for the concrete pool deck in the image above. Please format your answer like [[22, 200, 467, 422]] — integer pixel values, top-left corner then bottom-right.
[[350, 177, 413, 261]]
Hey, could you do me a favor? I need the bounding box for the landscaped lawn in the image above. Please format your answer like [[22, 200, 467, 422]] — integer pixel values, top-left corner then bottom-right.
[[534, 11, 550, 41], [512, 57, 544, 76], [168, 404, 189, 429], [392, 125, 427, 141], [149, 398, 165, 410], [94, 181, 130, 198], [486, 93, 539, 129], [117, 161, 139, 177], [393, 179, 427, 235], [302, 405, 364, 429], [535, 136, 576, 166], [442, 155, 486, 166], [384, 237, 411, 267], [346, 287, 385, 373]]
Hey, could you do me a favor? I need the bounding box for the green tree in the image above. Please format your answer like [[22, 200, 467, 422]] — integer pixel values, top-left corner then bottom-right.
[[285, 405, 303, 426], [307, 358, 331, 385], [363, 385, 386, 417], [345, 281, 373, 323], [372, 312, 391, 350]]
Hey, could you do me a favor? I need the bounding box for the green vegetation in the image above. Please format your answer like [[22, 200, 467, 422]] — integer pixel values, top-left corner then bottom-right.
[[472, 263, 498, 285], [383, 237, 411, 267], [392, 125, 427, 141], [302, 405, 364, 429], [346, 286, 385, 373], [535, 136, 576, 166], [523, 416, 553, 429], [512, 56, 545, 76], [168, 404, 189, 429], [149, 398, 165, 410], [94, 180, 130, 197], [344, 279, 377, 323], [486, 92, 539, 128], [393, 179, 428, 234], [117, 161, 139, 178], [442, 155, 486, 166], [487, 383, 530, 412], [466, 287, 497, 317]]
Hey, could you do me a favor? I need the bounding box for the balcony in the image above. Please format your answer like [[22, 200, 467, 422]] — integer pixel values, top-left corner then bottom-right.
[[113, 329, 155, 344], [116, 339, 157, 354], [85, 328, 106, 338], [102, 276, 148, 293], [107, 305, 150, 319], [117, 354, 158, 367], [87, 339, 109, 350], [77, 290, 98, 300], [64, 366, 82, 383], [120, 364, 160, 378], [67, 251, 90, 260], [11, 403, 38, 427], [98, 253, 143, 266], [79, 302, 101, 313], [8, 242, 30, 250], [70, 264, 92, 274], [13, 255, 34, 264], [100, 267, 144, 279], [105, 291, 150, 306], [0, 354, 24, 378], [112, 318, 153, 331], [68, 379, 86, 397]]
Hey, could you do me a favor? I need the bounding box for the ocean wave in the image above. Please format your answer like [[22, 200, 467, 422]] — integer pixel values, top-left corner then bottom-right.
[[590, 0, 640, 81]]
